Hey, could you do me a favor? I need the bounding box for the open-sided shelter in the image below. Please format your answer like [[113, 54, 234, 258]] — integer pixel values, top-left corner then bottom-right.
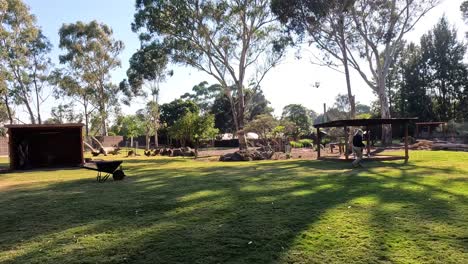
[[6, 124, 84, 170], [414, 122, 447, 139], [313, 118, 417, 162]]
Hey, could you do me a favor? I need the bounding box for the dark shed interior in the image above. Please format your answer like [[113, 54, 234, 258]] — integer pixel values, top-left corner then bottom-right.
[[6, 124, 84, 170]]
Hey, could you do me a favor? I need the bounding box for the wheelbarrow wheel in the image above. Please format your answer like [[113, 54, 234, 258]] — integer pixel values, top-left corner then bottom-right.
[[112, 170, 126, 181]]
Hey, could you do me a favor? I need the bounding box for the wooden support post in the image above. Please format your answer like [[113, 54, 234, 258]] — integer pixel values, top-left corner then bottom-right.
[[317, 127, 321, 159], [79, 127, 84, 165], [404, 122, 409, 162], [8, 128, 13, 170], [366, 127, 371, 157], [344, 126, 349, 160]]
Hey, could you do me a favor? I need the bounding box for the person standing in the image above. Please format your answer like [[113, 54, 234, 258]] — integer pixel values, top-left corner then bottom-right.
[[352, 129, 366, 168]]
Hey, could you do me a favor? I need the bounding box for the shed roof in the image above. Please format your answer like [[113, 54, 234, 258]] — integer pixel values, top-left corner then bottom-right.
[[5, 123, 84, 129], [313, 118, 418, 128], [415, 122, 447, 125]]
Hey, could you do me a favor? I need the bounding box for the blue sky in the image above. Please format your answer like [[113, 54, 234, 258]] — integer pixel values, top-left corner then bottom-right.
[[21, 0, 468, 123]]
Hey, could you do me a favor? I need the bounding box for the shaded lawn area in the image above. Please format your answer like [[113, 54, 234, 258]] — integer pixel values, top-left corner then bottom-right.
[[0, 151, 467, 264], [0, 157, 8, 169]]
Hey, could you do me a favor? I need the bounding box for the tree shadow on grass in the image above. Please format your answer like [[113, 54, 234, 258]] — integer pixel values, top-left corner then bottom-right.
[[0, 158, 466, 263], [362, 165, 468, 263]]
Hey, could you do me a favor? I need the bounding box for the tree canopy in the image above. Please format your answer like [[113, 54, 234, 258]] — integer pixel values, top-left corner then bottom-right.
[[57, 20, 124, 136], [169, 112, 218, 155], [0, 0, 52, 124], [160, 99, 200, 127], [272, 0, 440, 144], [281, 104, 314, 139], [387, 17, 468, 122], [272, 0, 357, 118], [132, 0, 288, 149]]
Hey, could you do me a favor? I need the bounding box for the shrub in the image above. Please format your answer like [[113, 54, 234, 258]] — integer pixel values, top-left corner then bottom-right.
[[298, 139, 313, 147], [289, 141, 303, 148]]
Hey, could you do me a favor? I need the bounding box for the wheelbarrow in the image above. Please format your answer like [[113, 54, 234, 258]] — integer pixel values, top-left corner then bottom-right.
[[82, 160, 125, 182]]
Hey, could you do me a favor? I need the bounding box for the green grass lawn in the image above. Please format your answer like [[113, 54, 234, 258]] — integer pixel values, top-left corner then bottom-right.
[[0, 157, 8, 169], [0, 151, 467, 264]]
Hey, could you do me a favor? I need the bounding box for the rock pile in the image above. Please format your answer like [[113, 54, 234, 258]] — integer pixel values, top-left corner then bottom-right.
[[219, 149, 274, 161], [144, 147, 196, 157], [410, 140, 433, 150]]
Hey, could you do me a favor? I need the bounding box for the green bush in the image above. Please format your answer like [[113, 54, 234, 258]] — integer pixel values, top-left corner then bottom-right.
[[289, 141, 303, 148], [298, 139, 313, 147]]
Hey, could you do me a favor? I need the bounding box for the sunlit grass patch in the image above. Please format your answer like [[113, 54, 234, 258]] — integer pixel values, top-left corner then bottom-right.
[[0, 151, 467, 263]]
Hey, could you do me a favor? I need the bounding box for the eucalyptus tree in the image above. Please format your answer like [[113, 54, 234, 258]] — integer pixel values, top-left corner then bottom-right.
[[132, 0, 288, 150], [272, 0, 357, 118], [120, 42, 172, 146], [0, 76, 13, 124], [47, 103, 83, 124], [273, 0, 438, 144], [58, 20, 124, 136], [51, 70, 95, 136], [347, 0, 439, 144], [0, 0, 52, 124], [181, 81, 223, 113], [136, 101, 161, 149]]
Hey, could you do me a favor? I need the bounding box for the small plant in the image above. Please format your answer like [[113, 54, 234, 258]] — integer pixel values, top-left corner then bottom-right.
[[289, 141, 303, 148], [298, 139, 313, 147]]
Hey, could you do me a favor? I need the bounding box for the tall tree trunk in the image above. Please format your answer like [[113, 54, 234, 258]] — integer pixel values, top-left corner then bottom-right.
[[226, 90, 239, 132], [194, 139, 199, 159], [23, 99, 36, 124], [236, 83, 247, 150], [339, 13, 356, 119], [145, 133, 150, 150], [84, 103, 89, 137], [100, 104, 107, 136], [12, 68, 36, 124], [3, 95, 13, 124], [101, 114, 107, 136], [33, 73, 42, 124], [130, 136, 134, 148], [98, 82, 108, 136], [154, 129, 159, 148], [378, 77, 392, 145]]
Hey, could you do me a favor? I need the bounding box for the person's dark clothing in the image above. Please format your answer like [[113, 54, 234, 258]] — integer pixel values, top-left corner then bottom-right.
[[353, 134, 365, 148]]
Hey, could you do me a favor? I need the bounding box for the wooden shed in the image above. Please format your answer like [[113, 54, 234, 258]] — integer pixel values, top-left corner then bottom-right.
[[6, 124, 84, 170]]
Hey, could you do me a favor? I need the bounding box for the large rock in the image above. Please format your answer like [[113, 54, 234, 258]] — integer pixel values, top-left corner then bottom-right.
[[172, 148, 184, 157], [182, 147, 195, 156], [161, 148, 172, 156], [219, 150, 273, 162]]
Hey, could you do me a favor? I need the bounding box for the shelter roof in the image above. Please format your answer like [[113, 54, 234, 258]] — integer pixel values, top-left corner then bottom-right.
[[5, 123, 84, 129], [313, 118, 417, 128]]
